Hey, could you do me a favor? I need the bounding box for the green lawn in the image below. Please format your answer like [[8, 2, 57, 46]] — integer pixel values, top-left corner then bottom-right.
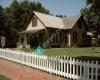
[[45, 47, 100, 57], [14, 47, 100, 61], [0, 74, 10, 80], [17, 47, 100, 57], [45, 47, 100, 61]]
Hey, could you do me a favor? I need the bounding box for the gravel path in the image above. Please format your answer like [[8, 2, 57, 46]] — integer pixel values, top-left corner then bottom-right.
[[0, 58, 67, 80]]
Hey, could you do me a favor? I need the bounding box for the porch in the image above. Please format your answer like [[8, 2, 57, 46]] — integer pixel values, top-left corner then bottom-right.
[[17, 28, 72, 48]]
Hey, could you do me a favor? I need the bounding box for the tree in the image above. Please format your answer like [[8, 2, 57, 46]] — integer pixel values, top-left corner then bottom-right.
[[81, 0, 100, 46], [56, 15, 67, 18], [0, 5, 6, 36], [86, 0, 100, 8], [4, 0, 50, 47]]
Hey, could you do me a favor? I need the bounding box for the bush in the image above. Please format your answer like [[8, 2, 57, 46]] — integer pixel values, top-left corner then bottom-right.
[[75, 56, 100, 63]]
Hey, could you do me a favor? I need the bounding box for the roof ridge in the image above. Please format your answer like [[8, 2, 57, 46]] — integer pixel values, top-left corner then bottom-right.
[[33, 11, 61, 19], [62, 15, 81, 29], [33, 11, 81, 29]]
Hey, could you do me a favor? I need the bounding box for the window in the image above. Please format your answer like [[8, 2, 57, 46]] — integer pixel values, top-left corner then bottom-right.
[[73, 31, 77, 43], [65, 30, 68, 43], [82, 33, 86, 42], [78, 20, 82, 28], [32, 16, 37, 27]]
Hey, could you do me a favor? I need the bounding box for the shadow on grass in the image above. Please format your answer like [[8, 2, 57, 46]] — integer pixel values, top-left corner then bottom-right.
[[75, 56, 100, 63], [0, 74, 10, 80], [75, 56, 100, 79]]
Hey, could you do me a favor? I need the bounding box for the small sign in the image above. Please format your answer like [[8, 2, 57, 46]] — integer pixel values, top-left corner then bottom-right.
[[0, 36, 6, 48], [92, 38, 95, 40], [34, 45, 44, 56], [87, 32, 93, 36]]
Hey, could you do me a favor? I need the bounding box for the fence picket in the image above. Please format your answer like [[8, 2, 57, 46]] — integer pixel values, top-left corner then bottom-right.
[[72, 58, 75, 79], [91, 61, 94, 80], [95, 61, 98, 80], [83, 61, 86, 80], [66, 56, 69, 78], [79, 61, 82, 80], [0, 48, 99, 80], [76, 59, 79, 79], [87, 61, 90, 80], [63, 56, 66, 77]]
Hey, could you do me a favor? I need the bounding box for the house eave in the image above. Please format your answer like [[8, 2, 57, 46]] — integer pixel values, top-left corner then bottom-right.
[[18, 28, 45, 34]]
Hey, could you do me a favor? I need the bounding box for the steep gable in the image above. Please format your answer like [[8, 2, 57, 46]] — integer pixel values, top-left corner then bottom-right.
[[34, 11, 64, 29], [19, 15, 45, 34], [34, 11, 81, 29], [19, 11, 85, 34], [25, 17, 45, 31], [62, 15, 81, 29]]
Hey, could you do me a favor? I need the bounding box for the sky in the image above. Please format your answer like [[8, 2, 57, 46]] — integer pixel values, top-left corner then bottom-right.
[[0, 0, 86, 16]]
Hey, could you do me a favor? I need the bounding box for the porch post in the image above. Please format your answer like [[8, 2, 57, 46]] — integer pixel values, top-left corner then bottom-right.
[[24, 34, 27, 48], [68, 30, 71, 47], [19, 36, 21, 44], [17, 35, 21, 48], [44, 29, 49, 47], [58, 30, 59, 42]]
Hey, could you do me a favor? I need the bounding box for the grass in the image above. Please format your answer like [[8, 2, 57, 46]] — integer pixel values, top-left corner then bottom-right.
[[45, 47, 100, 57], [13, 48, 33, 52], [0, 74, 10, 80], [45, 47, 100, 62], [13, 47, 100, 61], [15, 47, 100, 57]]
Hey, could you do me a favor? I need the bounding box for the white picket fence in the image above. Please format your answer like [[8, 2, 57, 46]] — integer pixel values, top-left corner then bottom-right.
[[0, 48, 100, 80]]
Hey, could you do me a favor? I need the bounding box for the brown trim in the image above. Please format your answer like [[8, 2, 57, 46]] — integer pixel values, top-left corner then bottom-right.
[[81, 16, 88, 30]]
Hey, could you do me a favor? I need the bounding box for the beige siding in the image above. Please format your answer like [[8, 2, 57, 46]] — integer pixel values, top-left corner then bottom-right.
[[17, 17, 45, 48], [25, 18, 45, 31]]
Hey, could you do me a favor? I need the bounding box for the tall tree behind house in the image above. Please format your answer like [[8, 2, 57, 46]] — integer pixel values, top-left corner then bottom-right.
[[81, 0, 100, 45], [2, 0, 49, 47]]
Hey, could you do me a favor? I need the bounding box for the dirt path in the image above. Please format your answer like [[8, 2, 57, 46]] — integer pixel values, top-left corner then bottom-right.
[[0, 58, 67, 80]]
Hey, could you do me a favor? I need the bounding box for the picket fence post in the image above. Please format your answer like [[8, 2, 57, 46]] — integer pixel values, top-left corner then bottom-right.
[[0, 48, 99, 80], [95, 61, 98, 80]]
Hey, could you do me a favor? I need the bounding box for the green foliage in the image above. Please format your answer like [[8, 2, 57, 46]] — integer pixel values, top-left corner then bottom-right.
[[0, 0, 49, 48], [81, 0, 100, 46], [56, 15, 67, 18], [86, 0, 100, 8], [0, 5, 6, 36], [75, 56, 100, 62]]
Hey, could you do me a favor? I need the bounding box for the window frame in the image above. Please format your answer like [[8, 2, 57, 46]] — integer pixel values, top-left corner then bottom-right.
[[73, 31, 77, 43]]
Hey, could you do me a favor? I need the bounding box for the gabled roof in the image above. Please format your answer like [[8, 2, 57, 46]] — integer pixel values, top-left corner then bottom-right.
[[62, 15, 81, 29], [34, 11, 81, 29], [19, 11, 82, 34], [34, 11, 64, 29]]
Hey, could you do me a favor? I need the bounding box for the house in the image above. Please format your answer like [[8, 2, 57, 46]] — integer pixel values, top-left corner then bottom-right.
[[17, 11, 90, 48]]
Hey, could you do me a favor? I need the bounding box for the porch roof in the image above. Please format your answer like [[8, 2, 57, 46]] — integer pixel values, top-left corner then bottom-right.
[[18, 27, 45, 34]]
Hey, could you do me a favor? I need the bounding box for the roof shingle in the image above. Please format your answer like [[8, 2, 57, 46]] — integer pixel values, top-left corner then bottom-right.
[[34, 11, 81, 29], [62, 15, 81, 29], [19, 11, 81, 34]]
